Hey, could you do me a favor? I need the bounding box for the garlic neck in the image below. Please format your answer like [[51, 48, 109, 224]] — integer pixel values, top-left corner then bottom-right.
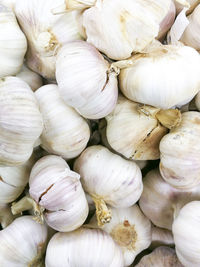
[[28, 248, 45, 267], [35, 31, 60, 56], [91, 195, 111, 227]]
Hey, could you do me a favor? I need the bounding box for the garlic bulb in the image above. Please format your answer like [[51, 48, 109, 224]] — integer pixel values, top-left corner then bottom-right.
[[151, 226, 174, 249], [0, 4, 27, 78], [172, 201, 200, 266], [105, 95, 171, 160], [14, 0, 82, 80], [74, 145, 143, 226], [135, 246, 183, 267], [16, 64, 43, 92], [36, 84, 90, 159], [56, 40, 118, 119], [0, 216, 48, 266], [0, 204, 15, 228], [119, 45, 200, 110], [89, 205, 151, 266], [160, 111, 200, 189], [45, 227, 124, 267], [0, 77, 43, 166], [12, 155, 89, 232], [62, 0, 173, 60], [139, 168, 200, 230], [180, 4, 200, 50]]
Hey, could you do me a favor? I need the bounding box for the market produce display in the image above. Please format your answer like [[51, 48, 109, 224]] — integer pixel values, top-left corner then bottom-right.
[[0, 0, 200, 266]]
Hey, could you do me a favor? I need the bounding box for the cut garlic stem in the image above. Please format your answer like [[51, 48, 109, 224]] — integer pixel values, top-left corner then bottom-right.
[[91, 194, 111, 226]]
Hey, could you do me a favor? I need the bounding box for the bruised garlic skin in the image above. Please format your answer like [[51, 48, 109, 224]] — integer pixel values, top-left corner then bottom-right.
[[180, 4, 200, 51], [14, 0, 82, 80], [89, 205, 151, 266], [0, 4, 27, 78], [74, 145, 143, 226], [16, 64, 43, 92], [0, 204, 15, 228], [139, 169, 200, 230], [0, 216, 48, 266], [0, 77, 43, 166], [160, 111, 200, 189], [135, 246, 183, 267], [105, 95, 168, 160], [56, 40, 118, 119], [35, 84, 90, 159], [172, 201, 200, 267], [119, 45, 200, 110], [28, 155, 89, 232], [151, 226, 174, 249], [45, 227, 124, 267]]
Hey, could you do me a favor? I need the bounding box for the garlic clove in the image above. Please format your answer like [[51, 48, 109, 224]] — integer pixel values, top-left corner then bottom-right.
[[89, 205, 152, 266], [45, 227, 124, 267], [35, 84, 90, 159], [151, 226, 174, 249]]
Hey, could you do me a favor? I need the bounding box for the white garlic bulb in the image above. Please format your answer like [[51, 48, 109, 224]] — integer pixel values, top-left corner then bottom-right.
[[89, 205, 152, 266], [14, 0, 82, 80], [63, 0, 174, 60], [0, 4, 27, 78], [139, 168, 200, 230], [0, 77, 43, 166], [135, 246, 183, 267], [0, 204, 15, 228], [56, 40, 118, 119], [74, 145, 143, 226], [36, 84, 90, 159], [119, 45, 200, 109], [12, 155, 89, 232], [172, 201, 200, 267], [160, 111, 200, 189], [45, 227, 124, 267], [151, 226, 174, 249], [16, 64, 43, 92], [0, 215, 48, 266], [180, 4, 200, 50]]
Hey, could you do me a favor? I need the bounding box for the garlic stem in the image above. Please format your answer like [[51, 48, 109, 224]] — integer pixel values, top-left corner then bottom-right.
[[11, 196, 45, 224], [91, 195, 111, 226]]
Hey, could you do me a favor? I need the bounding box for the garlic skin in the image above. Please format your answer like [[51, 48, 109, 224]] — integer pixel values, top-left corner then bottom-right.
[[45, 227, 124, 267], [16, 64, 43, 92], [89, 205, 151, 266], [0, 77, 43, 166], [135, 246, 183, 267], [151, 226, 174, 249], [80, 0, 173, 60], [174, 0, 200, 14], [0, 204, 15, 228], [139, 168, 200, 230], [27, 155, 88, 232], [14, 0, 82, 80], [74, 145, 143, 226], [172, 201, 200, 267], [35, 84, 90, 159], [195, 91, 200, 110], [0, 0, 16, 10], [160, 111, 200, 189], [56, 40, 118, 119], [0, 216, 48, 266], [119, 45, 200, 110], [180, 4, 200, 51], [0, 4, 27, 78], [105, 95, 168, 160]]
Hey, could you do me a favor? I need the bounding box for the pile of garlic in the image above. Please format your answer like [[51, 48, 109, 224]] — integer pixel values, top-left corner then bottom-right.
[[1, 0, 200, 266]]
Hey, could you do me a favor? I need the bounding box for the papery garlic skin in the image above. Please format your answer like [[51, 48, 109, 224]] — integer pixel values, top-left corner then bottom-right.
[[139, 168, 200, 230], [0, 204, 15, 228], [119, 45, 200, 110], [151, 226, 174, 249], [0, 216, 48, 266], [0, 4, 27, 78], [105, 95, 167, 160], [29, 155, 89, 232], [56, 40, 118, 119], [160, 111, 200, 189], [36, 84, 90, 159], [135, 246, 183, 267], [45, 227, 124, 267], [0, 77, 43, 166], [172, 201, 200, 267], [16, 64, 43, 92], [14, 0, 82, 79], [90, 205, 151, 266], [81, 0, 172, 60], [180, 4, 200, 50]]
